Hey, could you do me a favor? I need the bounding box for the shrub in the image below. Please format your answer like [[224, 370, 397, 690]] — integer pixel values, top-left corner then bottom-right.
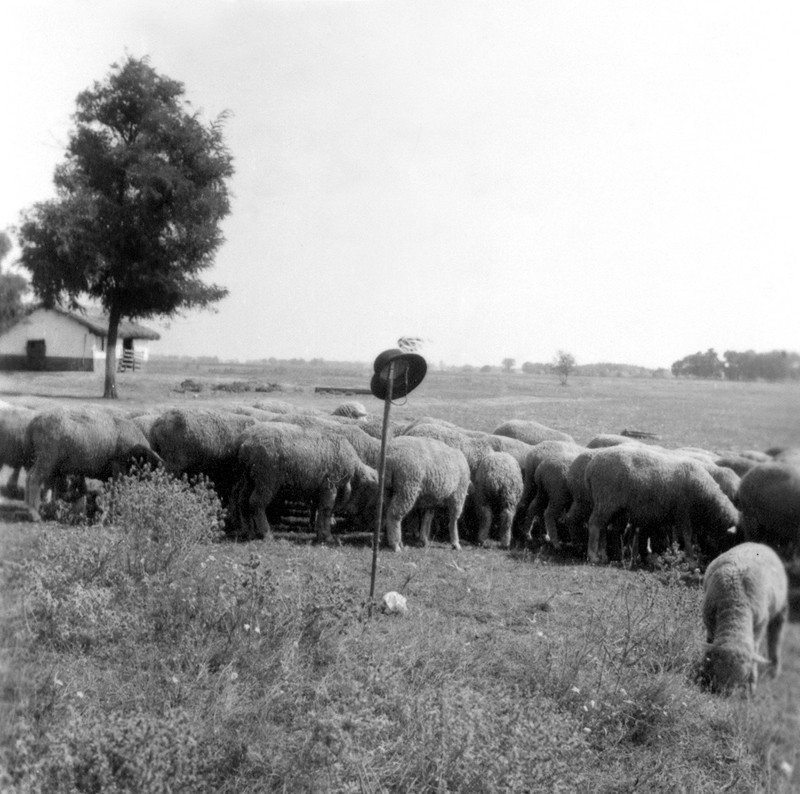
[[10, 707, 207, 793], [102, 466, 225, 581]]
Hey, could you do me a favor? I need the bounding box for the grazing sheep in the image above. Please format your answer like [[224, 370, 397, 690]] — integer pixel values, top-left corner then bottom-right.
[[0, 405, 35, 499], [527, 444, 585, 550], [702, 542, 788, 694], [714, 454, 763, 478], [514, 440, 584, 541], [472, 451, 524, 548], [737, 462, 800, 559], [492, 419, 574, 446], [331, 401, 368, 419], [583, 445, 738, 565], [23, 406, 161, 520], [234, 423, 378, 542], [400, 422, 525, 545], [382, 436, 470, 552], [149, 408, 258, 502], [252, 399, 322, 416], [772, 447, 800, 467]]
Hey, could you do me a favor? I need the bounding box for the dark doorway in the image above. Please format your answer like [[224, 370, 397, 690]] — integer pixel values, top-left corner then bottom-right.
[[26, 339, 46, 370]]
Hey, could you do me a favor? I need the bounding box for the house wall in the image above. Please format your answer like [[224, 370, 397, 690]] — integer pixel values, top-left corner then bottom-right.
[[0, 308, 101, 371]]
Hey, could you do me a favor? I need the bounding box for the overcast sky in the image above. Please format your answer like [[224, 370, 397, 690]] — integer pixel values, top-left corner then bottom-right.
[[2, 0, 799, 368]]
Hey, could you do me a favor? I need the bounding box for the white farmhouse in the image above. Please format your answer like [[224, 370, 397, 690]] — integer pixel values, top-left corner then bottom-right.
[[0, 307, 160, 372]]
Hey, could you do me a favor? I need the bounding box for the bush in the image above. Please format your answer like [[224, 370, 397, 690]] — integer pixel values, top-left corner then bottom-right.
[[102, 466, 225, 581]]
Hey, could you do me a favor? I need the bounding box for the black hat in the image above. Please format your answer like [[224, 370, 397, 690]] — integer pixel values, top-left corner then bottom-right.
[[370, 348, 427, 399]]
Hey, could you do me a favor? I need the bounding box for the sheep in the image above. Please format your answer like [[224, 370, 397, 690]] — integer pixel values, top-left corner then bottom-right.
[[252, 399, 322, 415], [514, 440, 584, 542], [0, 405, 35, 499], [701, 542, 788, 694], [583, 445, 739, 565], [381, 436, 471, 552], [23, 406, 161, 521], [400, 421, 525, 544], [472, 451, 523, 548], [772, 447, 800, 467], [737, 462, 800, 559], [527, 444, 586, 550], [148, 407, 258, 503], [331, 401, 368, 419], [492, 419, 575, 446], [714, 454, 763, 478], [234, 423, 378, 542]]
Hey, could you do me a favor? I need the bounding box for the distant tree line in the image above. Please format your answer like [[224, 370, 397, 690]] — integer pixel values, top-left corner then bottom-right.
[[671, 348, 800, 381]]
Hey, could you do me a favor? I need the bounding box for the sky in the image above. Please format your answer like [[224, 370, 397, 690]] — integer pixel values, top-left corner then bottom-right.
[[2, 0, 799, 369]]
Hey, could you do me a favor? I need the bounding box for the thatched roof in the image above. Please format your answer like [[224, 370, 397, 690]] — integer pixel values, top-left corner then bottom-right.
[[54, 307, 161, 341]]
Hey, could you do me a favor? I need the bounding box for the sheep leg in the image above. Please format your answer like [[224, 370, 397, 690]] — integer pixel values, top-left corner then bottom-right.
[[447, 498, 462, 551], [497, 507, 514, 549], [419, 509, 435, 547], [586, 508, 610, 564], [24, 465, 46, 521], [477, 503, 493, 546], [314, 481, 338, 543], [544, 503, 562, 549], [248, 481, 276, 540], [765, 605, 787, 678], [385, 501, 405, 552]]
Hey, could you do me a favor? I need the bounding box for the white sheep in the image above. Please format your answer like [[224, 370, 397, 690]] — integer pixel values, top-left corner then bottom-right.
[[23, 405, 160, 520], [737, 462, 800, 559], [527, 443, 585, 550], [492, 419, 574, 446], [330, 401, 368, 419], [234, 422, 378, 542], [0, 405, 35, 499], [382, 435, 471, 552], [702, 542, 788, 694], [148, 407, 258, 504], [583, 445, 738, 564], [472, 451, 524, 548], [400, 421, 525, 545]]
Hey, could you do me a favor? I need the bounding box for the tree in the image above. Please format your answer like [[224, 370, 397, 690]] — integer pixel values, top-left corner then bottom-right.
[[552, 350, 576, 385], [17, 56, 234, 398], [0, 231, 29, 334], [671, 348, 724, 379], [501, 357, 516, 373]]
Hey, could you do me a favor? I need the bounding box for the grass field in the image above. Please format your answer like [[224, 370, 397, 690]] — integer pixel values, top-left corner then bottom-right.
[[1, 363, 799, 792]]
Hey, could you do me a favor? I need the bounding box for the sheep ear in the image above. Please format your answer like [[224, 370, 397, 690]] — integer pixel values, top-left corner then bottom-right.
[[726, 525, 738, 534]]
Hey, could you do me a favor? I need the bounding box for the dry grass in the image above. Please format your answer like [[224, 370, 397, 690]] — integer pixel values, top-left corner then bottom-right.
[[1, 362, 799, 792]]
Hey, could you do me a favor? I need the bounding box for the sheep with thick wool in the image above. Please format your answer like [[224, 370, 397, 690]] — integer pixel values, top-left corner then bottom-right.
[[234, 422, 378, 541], [701, 542, 788, 694], [472, 451, 524, 548], [492, 419, 574, 446], [382, 435, 470, 552], [527, 443, 586, 549], [400, 421, 524, 545], [148, 407, 258, 503], [583, 445, 738, 564], [514, 440, 584, 542], [737, 462, 800, 559], [23, 406, 161, 520], [0, 405, 35, 499]]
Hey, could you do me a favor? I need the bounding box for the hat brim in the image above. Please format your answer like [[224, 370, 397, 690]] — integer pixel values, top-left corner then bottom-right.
[[370, 350, 427, 399]]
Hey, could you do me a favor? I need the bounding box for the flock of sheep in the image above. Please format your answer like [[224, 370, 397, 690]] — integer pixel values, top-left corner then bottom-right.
[[1, 396, 798, 694]]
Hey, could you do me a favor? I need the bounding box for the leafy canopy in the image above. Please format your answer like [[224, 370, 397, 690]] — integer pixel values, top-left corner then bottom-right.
[[17, 55, 234, 321]]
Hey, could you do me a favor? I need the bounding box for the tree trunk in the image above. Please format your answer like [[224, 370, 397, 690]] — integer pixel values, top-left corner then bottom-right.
[[103, 305, 121, 399]]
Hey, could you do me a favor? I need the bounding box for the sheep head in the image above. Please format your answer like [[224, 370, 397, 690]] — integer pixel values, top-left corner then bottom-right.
[[701, 643, 771, 695]]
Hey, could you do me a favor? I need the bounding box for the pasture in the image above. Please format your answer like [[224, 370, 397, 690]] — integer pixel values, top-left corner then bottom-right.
[[1, 363, 799, 792]]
